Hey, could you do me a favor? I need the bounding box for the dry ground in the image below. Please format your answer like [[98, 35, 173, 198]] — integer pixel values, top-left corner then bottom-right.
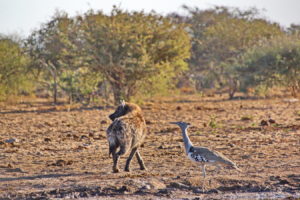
[[0, 95, 299, 199]]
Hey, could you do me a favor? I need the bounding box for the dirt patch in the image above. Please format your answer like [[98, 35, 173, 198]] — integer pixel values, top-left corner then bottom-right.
[[0, 95, 299, 199]]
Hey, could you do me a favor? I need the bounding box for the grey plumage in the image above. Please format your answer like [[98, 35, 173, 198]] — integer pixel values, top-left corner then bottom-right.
[[188, 146, 240, 169], [170, 121, 240, 191], [106, 101, 147, 173]]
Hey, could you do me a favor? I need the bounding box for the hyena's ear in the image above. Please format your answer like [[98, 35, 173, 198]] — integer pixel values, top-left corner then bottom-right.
[[120, 99, 126, 107]]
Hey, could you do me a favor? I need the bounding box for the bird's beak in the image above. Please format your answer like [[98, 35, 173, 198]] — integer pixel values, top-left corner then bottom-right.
[[169, 122, 177, 125]]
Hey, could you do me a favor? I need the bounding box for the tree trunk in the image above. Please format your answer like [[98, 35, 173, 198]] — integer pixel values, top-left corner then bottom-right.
[[41, 60, 58, 104], [228, 78, 239, 99], [229, 89, 236, 99], [111, 83, 126, 105], [291, 85, 299, 97], [53, 74, 58, 104], [46, 61, 58, 104]]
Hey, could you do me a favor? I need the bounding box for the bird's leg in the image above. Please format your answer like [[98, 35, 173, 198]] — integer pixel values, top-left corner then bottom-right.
[[201, 165, 207, 192], [125, 147, 137, 172], [135, 149, 147, 170], [215, 165, 221, 174], [209, 165, 221, 187]]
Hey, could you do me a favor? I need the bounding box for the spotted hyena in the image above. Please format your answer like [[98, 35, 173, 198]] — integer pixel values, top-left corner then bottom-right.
[[106, 100, 147, 173]]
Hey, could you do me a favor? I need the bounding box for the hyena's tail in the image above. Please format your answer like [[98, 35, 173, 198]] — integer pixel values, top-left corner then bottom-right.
[[109, 144, 115, 157], [108, 136, 117, 157]]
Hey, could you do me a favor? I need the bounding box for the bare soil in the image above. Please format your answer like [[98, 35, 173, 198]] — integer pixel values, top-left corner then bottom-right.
[[0, 95, 299, 199]]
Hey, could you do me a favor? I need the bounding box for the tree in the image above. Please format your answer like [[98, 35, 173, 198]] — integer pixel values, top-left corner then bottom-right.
[[25, 11, 74, 104], [237, 35, 300, 97], [181, 6, 283, 98], [0, 36, 31, 100], [288, 24, 300, 35], [78, 8, 191, 103]]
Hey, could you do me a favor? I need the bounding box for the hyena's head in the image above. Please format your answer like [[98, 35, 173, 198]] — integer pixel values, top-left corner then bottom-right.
[[109, 100, 142, 121]]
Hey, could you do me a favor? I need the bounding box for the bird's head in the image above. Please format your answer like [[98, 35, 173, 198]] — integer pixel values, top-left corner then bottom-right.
[[170, 121, 191, 129]]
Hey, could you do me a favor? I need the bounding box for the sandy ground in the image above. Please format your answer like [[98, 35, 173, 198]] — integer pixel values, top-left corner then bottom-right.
[[0, 95, 299, 199]]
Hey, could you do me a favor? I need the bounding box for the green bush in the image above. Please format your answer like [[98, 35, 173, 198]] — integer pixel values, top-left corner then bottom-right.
[[0, 37, 33, 101], [237, 35, 300, 96]]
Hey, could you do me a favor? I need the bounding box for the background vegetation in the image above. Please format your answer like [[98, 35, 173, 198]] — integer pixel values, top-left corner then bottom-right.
[[1, 6, 299, 104]]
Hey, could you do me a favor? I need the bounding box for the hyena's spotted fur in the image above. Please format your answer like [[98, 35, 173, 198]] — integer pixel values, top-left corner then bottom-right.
[[106, 101, 146, 173]]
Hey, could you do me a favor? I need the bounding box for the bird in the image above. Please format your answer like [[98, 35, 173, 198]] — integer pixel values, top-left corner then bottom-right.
[[170, 121, 241, 191]]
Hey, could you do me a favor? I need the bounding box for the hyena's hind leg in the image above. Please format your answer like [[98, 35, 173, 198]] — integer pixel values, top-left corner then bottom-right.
[[124, 147, 138, 172], [124, 148, 147, 172], [135, 149, 146, 170], [111, 146, 120, 173]]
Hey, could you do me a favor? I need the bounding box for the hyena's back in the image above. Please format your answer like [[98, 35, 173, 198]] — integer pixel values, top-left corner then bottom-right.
[[107, 116, 146, 156]]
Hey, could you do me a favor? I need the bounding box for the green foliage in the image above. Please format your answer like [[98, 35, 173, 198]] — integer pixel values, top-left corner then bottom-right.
[[181, 6, 284, 98], [295, 110, 300, 116], [3, 6, 299, 103], [78, 8, 191, 103], [25, 11, 101, 104], [25, 11, 75, 103], [0, 37, 32, 100], [288, 24, 300, 35], [237, 35, 300, 96], [208, 116, 218, 128], [23, 8, 191, 104], [60, 68, 103, 103]]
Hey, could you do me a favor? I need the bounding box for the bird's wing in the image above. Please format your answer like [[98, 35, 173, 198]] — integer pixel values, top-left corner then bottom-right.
[[192, 147, 235, 165]]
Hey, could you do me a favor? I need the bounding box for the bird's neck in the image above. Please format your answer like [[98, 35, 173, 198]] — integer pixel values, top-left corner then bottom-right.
[[180, 127, 193, 154]]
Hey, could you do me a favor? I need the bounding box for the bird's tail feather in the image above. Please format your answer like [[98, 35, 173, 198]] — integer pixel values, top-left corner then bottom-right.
[[223, 158, 242, 172], [233, 164, 242, 172]]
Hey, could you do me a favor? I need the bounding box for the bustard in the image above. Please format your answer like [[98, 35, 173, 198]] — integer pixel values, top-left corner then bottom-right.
[[170, 121, 240, 191]]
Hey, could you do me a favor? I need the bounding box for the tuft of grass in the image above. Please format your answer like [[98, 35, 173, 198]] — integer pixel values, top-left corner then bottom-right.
[[208, 116, 218, 128], [195, 131, 202, 135], [237, 125, 245, 129], [241, 115, 254, 121], [271, 123, 280, 127], [295, 110, 300, 116], [251, 123, 257, 127]]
